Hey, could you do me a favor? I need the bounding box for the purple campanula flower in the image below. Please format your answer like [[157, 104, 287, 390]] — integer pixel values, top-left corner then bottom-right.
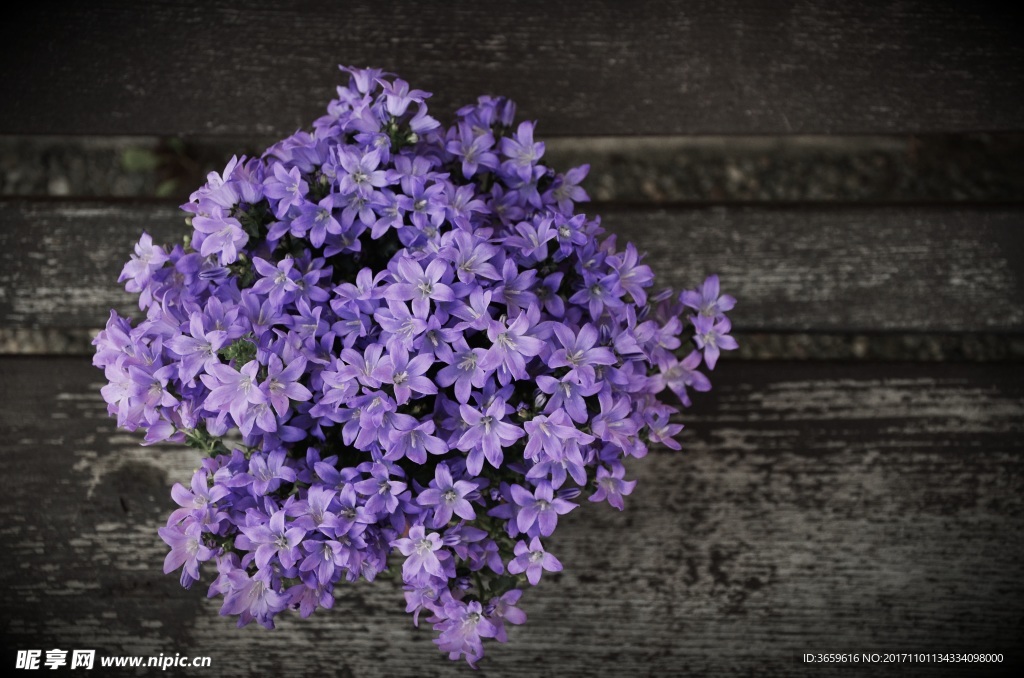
[[373, 299, 428, 352], [446, 122, 499, 178], [482, 310, 544, 381], [547, 323, 617, 385], [535, 373, 601, 424], [293, 194, 344, 247], [248, 449, 296, 496], [549, 164, 590, 215], [238, 509, 307, 570], [654, 349, 711, 407], [488, 589, 527, 642], [417, 462, 477, 528], [385, 255, 455, 316], [336, 147, 388, 198], [263, 164, 309, 215], [510, 481, 576, 537], [523, 410, 594, 462], [457, 398, 525, 475], [500, 121, 545, 181], [159, 520, 215, 587], [300, 538, 343, 584], [220, 567, 287, 629], [354, 463, 406, 515], [388, 154, 434, 196], [252, 256, 301, 308], [442, 230, 499, 285], [168, 471, 230, 525], [291, 485, 338, 532], [680, 274, 736, 319], [397, 182, 447, 233], [492, 259, 538, 316], [99, 67, 736, 660], [371, 346, 436, 405], [201, 360, 266, 428], [433, 598, 497, 667], [507, 536, 562, 585], [392, 524, 448, 582], [569, 270, 624, 321], [436, 347, 490, 404], [588, 463, 637, 510], [119, 232, 168, 305], [608, 242, 655, 307], [386, 417, 447, 464], [263, 355, 313, 416], [192, 209, 249, 265], [645, 403, 685, 450], [450, 288, 494, 333], [379, 77, 429, 117], [692, 315, 738, 370]]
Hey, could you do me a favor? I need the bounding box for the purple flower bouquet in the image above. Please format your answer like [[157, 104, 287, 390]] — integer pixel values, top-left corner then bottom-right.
[[93, 66, 736, 666]]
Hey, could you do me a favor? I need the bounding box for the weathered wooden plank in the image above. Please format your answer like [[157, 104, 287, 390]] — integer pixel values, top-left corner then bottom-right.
[[2, 1, 1022, 136], [1, 358, 1022, 676], [7, 134, 1024, 204], [1, 201, 1022, 333]]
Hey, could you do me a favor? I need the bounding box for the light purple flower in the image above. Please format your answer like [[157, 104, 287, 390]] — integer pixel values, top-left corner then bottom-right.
[[588, 463, 637, 510], [457, 399, 525, 475], [417, 463, 477, 528], [393, 524, 447, 581], [507, 536, 562, 585], [692, 315, 738, 370], [510, 481, 576, 537], [680, 274, 736, 319]]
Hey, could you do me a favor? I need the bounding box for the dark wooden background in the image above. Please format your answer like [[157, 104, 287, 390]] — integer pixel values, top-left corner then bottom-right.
[[1, 2, 1022, 676]]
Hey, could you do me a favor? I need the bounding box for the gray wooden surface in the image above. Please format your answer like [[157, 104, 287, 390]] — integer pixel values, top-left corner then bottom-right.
[[1, 2, 1022, 676], [2, 359, 1022, 676], [2, 1, 1022, 136], [2, 201, 1022, 333]]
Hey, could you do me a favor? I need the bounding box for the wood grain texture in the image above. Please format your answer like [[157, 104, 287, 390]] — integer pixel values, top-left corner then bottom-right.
[[1, 200, 1022, 334], [0, 358, 1021, 676], [2, 0, 1022, 136]]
